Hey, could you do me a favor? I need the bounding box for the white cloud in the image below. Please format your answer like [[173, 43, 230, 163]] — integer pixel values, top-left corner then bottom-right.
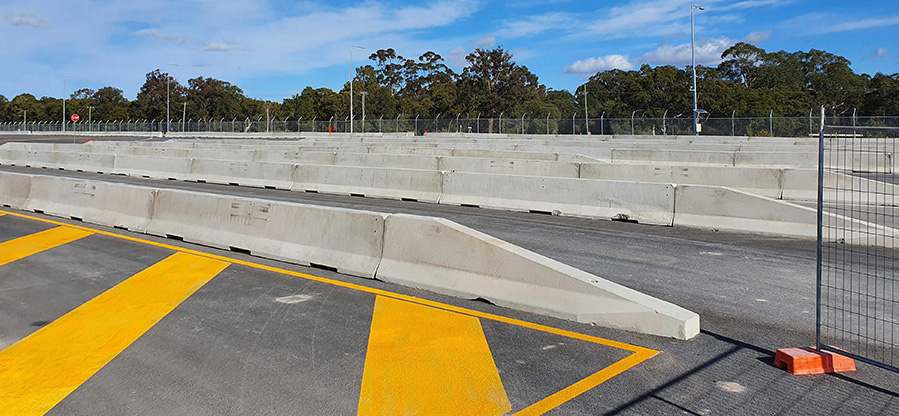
[[496, 12, 574, 38], [641, 38, 734, 67], [5, 12, 50, 27], [743, 30, 772, 44], [202, 41, 243, 52], [563, 55, 634, 75], [447, 46, 468, 68], [817, 16, 899, 33], [872, 47, 890, 59], [584, 0, 782, 39], [474, 35, 495, 49], [133, 29, 184, 44]]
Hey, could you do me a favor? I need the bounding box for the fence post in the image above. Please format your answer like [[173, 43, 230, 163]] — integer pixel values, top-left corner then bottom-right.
[[732, 110, 736, 137], [663, 109, 668, 136], [815, 106, 825, 352], [769, 109, 773, 137], [601, 112, 605, 136]]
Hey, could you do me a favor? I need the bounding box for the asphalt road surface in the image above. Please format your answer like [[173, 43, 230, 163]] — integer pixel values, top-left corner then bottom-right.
[[0, 135, 897, 414]]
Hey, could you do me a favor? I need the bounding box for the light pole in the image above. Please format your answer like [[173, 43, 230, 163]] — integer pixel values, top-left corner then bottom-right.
[[167, 64, 181, 133], [360, 91, 367, 134], [62, 78, 67, 132], [691, 4, 705, 136], [583, 84, 589, 135], [182, 102, 187, 132], [349, 45, 365, 135]]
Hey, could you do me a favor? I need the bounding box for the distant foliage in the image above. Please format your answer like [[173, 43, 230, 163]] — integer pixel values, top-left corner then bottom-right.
[[1, 44, 896, 123]]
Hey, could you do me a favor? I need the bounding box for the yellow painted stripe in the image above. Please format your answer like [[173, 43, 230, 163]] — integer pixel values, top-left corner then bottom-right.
[[0, 210, 658, 414], [358, 296, 511, 415], [513, 349, 657, 415], [0, 226, 92, 268], [0, 252, 229, 415]]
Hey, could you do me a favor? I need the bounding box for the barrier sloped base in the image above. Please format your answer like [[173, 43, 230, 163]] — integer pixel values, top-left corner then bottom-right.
[[376, 214, 700, 339]]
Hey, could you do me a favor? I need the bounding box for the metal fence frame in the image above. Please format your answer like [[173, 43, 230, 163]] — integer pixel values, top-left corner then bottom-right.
[[3, 116, 899, 137], [817, 123, 899, 373]]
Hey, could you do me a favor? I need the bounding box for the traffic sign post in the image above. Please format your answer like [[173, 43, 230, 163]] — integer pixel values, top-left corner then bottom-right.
[[70, 114, 80, 141]]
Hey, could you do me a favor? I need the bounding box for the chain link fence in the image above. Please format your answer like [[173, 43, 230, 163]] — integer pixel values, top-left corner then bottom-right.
[[3, 116, 899, 137], [817, 124, 899, 373]]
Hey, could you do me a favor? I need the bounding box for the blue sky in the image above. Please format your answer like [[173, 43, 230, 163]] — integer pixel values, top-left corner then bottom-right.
[[1, 0, 897, 101]]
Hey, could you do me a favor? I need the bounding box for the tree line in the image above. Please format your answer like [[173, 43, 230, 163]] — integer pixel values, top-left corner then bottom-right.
[[0, 43, 896, 125]]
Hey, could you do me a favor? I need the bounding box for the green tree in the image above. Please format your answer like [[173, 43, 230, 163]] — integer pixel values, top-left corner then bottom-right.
[[458, 47, 543, 118], [186, 77, 245, 120], [135, 70, 186, 121]]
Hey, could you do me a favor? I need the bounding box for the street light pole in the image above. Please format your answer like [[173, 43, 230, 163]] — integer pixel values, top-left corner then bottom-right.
[[583, 84, 589, 135], [360, 91, 367, 134], [691, 4, 705, 136], [62, 79, 66, 132], [349, 45, 365, 135]]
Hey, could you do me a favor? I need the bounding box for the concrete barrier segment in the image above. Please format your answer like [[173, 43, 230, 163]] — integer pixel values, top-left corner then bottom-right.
[[146, 189, 386, 278], [440, 172, 676, 225], [375, 214, 700, 339], [23, 175, 156, 232]]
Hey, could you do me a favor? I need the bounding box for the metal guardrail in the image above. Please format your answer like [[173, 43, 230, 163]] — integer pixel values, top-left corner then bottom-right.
[[817, 124, 899, 373]]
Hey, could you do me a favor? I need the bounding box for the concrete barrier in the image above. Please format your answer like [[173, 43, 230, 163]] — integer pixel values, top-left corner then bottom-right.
[[0, 171, 32, 208], [112, 155, 192, 180], [674, 184, 899, 245], [146, 189, 386, 277], [24, 175, 156, 232], [580, 163, 784, 199], [439, 157, 579, 178], [673, 185, 818, 237], [2, 150, 55, 168], [440, 172, 675, 225], [187, 159, 295, 189], [50, 152, 115, 173], [254, 150, 337, 165], [291, 164, 443, 202], [611, 149, 735, 166], [376, 214, 700, 339]]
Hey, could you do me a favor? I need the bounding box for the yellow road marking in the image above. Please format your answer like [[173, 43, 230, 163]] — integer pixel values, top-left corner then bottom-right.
[[0, 226, 92, 268], [0, 252, 229, 415], [0, 210, 658, 414], [513, 349, 657, 415], [358, 296, 511, 415]]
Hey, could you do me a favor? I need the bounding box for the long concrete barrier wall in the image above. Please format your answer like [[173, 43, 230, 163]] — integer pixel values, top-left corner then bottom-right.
[[441, 172, 677, 226], [0, 171, 700, 339], [0, 145, 827, 199], [4, 147, 893, 235]]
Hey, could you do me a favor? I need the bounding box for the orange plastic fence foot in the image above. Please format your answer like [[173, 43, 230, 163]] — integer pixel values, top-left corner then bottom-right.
[[774, 347, 856, 375]]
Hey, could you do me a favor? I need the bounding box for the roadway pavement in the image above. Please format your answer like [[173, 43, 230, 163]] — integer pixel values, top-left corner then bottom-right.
[[1, 134, 898, 414]]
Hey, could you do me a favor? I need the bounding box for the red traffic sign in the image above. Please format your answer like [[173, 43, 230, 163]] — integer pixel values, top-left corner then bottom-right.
[[70, 114, 80, 122]]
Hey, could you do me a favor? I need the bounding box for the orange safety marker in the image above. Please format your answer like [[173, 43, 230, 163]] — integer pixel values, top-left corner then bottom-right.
[[774, 347, 856, 375]]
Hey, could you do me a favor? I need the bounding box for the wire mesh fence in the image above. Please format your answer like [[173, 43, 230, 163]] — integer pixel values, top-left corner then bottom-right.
[[3, 116, 899, 137], [817, 124, 899, 373]]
